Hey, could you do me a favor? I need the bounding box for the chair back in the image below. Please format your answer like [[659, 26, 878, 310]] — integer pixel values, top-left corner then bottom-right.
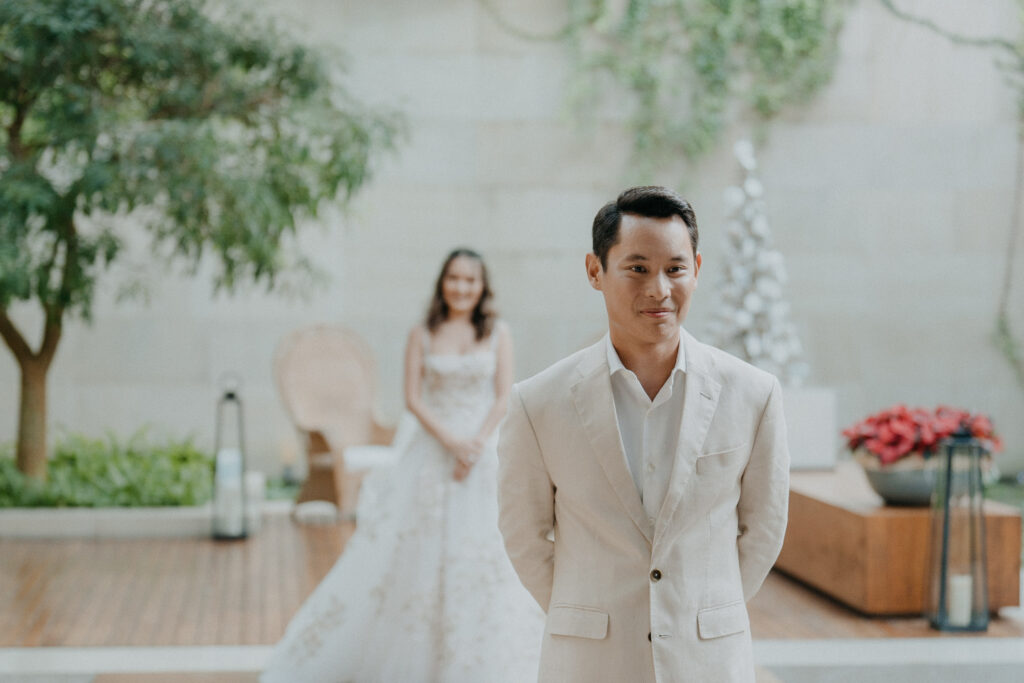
[[273, 325, 377, 449]]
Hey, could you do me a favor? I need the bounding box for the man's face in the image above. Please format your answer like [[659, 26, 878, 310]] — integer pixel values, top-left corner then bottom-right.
[[586, 213, 701, 348]]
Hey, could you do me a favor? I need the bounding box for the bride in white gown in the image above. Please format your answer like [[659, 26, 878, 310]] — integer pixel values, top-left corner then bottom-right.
[[261, 248, 544, 683]]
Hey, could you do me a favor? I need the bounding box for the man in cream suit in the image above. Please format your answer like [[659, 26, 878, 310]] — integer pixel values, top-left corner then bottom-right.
[[498, 186, 789, 682]]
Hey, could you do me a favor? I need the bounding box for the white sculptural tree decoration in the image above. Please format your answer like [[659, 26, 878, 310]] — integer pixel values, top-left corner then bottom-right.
[[707, 140, 808, 385]]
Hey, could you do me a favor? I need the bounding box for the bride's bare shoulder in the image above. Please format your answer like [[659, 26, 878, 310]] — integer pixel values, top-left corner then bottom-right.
[[407, 324, 431, 350]]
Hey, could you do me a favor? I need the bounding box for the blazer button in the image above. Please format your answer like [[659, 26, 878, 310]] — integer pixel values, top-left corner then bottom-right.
[[647, 632, 652, 642], [650, 569, 662, 582]]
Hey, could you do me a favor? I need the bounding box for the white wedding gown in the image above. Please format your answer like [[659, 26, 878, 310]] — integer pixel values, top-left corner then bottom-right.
[[262, 337, 544, 683]]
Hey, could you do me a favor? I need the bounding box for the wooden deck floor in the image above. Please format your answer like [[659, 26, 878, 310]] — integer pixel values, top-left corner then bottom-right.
[[2, 512, 1022, 649], [0, 514, 350, 648]]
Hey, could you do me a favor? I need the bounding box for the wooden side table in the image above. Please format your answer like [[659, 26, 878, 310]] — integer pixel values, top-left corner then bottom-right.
[[776, 462, 1022, 615]]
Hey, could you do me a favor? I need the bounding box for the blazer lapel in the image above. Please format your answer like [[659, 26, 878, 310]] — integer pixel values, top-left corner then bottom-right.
[[654, 330, 721, 547], [570, 339, 654, 544]]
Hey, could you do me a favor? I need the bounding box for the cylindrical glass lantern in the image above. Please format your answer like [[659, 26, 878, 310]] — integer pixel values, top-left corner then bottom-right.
[[212, 383, 248, 540], [925, 431, 988, 631]]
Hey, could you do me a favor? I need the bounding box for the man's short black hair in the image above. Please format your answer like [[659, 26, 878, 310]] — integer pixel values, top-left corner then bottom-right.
[[592, 186, 698, 269]]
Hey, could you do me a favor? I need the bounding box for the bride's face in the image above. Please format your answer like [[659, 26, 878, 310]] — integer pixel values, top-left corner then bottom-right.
[[442, 256, 485, 315]]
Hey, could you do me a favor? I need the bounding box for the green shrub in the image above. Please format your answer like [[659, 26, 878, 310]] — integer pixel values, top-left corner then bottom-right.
[[0, 432, 214, 508], [265, 476, 301, 501]]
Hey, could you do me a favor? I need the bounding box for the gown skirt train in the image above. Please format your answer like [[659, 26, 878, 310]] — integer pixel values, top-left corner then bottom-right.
[[261, 344, 544, 683]]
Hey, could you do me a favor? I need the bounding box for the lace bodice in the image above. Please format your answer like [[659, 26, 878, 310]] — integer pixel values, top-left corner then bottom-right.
[[421, 331, 498, 430]]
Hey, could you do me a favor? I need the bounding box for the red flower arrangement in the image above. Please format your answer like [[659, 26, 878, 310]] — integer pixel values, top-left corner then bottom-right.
[[842, 404, 1003, 465]]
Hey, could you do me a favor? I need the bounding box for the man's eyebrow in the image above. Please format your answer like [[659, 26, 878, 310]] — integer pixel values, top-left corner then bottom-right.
[[622, 254, 688, 262]]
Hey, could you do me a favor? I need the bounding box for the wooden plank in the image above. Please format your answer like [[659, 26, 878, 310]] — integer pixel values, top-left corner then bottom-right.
[[988, 511, 1022, 609], [15, 542, 53, 647], [87, 539, 128, 646], [240, 533, 260, 646], [195, 538, 221, 646], [134, 538, 171, 645], [226, 537, 246, 645], [174, 536, 208, 646], [93, 538, 144, 645], [261, 518, 281, 644], [280, 520, 303, 640], [0, 540, 29, 644], [153, 538, 190, 646], [34, 540, 78, 646], [120, 539, 160, 646], [864, 513, 930, 613], [58, 539, 111, 645], [60, 540, 105, 646]]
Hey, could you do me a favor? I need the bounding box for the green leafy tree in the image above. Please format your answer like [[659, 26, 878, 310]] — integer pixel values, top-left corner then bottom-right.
[[0, 0, 399, 479]]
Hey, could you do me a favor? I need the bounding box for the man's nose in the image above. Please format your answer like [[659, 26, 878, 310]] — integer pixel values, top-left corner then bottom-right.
[[647, 272, 670, 299]]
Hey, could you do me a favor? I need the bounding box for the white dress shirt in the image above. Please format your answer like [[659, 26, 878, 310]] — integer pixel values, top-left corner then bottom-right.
[[606, 334, 686, 525]]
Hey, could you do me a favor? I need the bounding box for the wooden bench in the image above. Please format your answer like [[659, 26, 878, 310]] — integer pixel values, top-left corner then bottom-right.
[[775, 462, 1022, 615]]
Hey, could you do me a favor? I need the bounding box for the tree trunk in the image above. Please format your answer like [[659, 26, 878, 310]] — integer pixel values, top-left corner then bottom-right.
[[16, 358, 49, 480]]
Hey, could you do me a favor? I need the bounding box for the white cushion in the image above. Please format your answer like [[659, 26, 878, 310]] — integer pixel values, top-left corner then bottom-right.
[[343, 444, 398, 471]]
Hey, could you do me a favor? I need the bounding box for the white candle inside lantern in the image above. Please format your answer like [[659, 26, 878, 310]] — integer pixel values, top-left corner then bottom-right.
[[214, 447, 245, 537], [947, 573, 973, 627]]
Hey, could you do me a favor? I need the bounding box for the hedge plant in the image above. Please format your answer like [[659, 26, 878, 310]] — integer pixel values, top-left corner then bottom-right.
[[0, 431, 213, 507]]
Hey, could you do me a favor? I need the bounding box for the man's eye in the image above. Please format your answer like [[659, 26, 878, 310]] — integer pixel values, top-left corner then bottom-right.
[[668, 266, 686, 274], [629, 265, 646, 273]]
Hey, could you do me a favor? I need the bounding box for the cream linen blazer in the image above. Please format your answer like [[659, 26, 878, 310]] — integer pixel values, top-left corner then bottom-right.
[[497, 329, 789, 683]]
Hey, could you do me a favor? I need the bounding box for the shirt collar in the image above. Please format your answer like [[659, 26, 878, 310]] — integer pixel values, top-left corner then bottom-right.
[[605, 332, 686, 377]]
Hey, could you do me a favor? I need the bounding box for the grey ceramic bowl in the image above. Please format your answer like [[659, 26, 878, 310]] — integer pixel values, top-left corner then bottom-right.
[[863, 467, 936, 506]]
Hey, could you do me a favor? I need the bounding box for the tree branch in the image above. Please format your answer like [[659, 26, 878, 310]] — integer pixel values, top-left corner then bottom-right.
[[39, 218, 75, 366], [0, 308, 34, 363], [41, 226, 62, 295], [7, 100, 27, 161], [37, 312, 62, 367], [880, 0, 1024, 392], [476, 0, 581, 42], [878, 0, 1019, 56], [1000, 127, 1024, 319], [994, 127, 1024, 392]]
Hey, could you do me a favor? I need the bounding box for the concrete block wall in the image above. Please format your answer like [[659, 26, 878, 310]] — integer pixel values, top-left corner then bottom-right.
[[1, 0, 1022, 476]]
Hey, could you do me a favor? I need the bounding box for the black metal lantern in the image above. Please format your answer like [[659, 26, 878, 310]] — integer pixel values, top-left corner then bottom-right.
[[925, 430, 988, 631], [212, 377, 248, 540]]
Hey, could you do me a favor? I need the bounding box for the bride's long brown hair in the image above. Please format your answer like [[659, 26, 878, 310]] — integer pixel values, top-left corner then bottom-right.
[[425, 248, 496, 341]]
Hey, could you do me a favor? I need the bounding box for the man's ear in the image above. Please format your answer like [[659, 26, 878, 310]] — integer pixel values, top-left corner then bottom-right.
[[693, 251, 702, 286], [585, 253, 603, 291]]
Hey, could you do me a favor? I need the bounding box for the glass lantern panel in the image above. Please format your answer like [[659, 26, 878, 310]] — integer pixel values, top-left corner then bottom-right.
[[926, 439, 988, 631]]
